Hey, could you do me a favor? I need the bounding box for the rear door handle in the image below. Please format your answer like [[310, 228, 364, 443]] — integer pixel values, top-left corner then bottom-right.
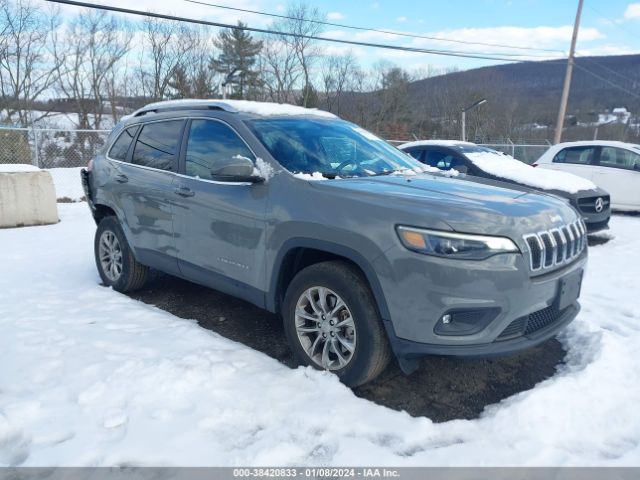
[[174, 186, 195, 197], [115, 174, 128, 183]]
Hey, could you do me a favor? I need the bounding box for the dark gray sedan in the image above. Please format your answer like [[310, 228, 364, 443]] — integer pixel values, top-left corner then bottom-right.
[[399, 140, 611, 233]]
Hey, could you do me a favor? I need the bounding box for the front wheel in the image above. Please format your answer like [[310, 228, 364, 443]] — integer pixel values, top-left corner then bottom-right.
[[94, 216, 148, 292], [283, 261, 391, 387]]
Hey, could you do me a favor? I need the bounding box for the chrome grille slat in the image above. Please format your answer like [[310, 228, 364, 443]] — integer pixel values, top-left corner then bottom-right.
[[523, 220, 586, 273]]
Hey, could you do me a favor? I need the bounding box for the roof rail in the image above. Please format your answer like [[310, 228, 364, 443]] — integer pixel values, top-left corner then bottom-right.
[[131, 100, 239, 118]]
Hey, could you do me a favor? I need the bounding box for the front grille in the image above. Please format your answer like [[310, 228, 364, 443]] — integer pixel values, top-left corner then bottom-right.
[[497, 305, 568, 340], [577, 195, 610, 214], [523, 220, 586, 272]]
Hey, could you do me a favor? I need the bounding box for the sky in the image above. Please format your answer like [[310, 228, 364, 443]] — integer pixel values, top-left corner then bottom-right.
[[51, 0, 640, 73]]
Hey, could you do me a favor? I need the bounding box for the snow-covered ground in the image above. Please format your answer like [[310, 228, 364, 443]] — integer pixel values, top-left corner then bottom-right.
[[0, 204, 639, 466], [46, 167, 85, 201]]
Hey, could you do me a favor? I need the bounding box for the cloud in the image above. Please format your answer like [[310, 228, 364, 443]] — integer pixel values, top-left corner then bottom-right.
[[396, 16, 408, 23], [327, 12, 345, 21], [624, 3, 640, 19], [412, 25, 605, 52]]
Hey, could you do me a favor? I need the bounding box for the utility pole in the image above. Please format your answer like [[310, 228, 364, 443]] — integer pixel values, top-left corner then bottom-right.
[[461, 98, 487, 142], [554, 0, 584, 144]]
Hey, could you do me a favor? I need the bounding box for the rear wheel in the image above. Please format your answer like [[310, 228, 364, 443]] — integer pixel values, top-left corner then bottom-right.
[[283, 261, 391, 387], [94, 216, 148, 292]]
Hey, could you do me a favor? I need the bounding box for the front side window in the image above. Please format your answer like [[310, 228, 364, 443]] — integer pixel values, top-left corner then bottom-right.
[[552, 146, 595, 165], [405, 149, 423, 161], [131, 120, 184, 171], [599, 147, 640, 171], [246, 118, 423, 178], [425, 150, 458, 170], [108, 126, 138, 161], [185, 120, 255, 180]]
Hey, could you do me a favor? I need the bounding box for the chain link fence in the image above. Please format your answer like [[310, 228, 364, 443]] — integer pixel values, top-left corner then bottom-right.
[[0, 126, 552, 169], [0, 127, 110, 169]]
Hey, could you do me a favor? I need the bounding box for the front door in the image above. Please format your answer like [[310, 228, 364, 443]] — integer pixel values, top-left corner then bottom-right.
[[172, 118, 268, 304], [591, 146, 640, 209]]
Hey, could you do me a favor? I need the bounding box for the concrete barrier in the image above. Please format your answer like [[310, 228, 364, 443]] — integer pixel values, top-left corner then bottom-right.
[[0, 166, 59, 228]]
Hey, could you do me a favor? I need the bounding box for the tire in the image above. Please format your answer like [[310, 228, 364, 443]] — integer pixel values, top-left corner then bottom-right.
[[283, 260, 392, 387], [94, 216, 148, 292]]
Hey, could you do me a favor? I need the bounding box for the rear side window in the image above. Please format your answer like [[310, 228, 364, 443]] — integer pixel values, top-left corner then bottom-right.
[[599, 147, 640, 171], [131, 120, 184, 171], [108, 126, 138, 161], [553, 146, 595, 165], [185, 119, 255, 180]]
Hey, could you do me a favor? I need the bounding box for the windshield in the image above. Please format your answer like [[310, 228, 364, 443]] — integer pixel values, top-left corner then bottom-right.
[[246, 118, 424, 178]]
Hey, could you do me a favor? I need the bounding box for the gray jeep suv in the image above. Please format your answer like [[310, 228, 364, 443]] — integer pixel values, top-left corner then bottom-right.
[[82, 99, 587, 386]]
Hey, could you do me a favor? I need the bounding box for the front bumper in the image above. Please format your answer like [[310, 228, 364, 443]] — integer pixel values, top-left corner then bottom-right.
[[374, 245, 586, 358]]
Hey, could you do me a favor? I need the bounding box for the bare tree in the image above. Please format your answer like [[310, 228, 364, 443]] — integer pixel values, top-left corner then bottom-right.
[[271, 1, 323, 107], [139, 17, 195, 101], [260, 37, 302, 103], [0, 0, 60, 125], [320, 52, 358, 114], [52, 9, 131, 129], [167, 27, 218, 99]]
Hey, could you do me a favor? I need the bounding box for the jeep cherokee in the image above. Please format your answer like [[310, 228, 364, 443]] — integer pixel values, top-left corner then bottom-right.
[[81, 99, 587, 386]]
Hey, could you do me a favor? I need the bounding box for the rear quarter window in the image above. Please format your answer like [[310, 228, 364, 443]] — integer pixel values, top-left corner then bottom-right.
[[108, 126, 139, 161]]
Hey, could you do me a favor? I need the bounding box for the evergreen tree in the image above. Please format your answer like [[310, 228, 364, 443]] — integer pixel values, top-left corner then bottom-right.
[[296, 84, 318, 108], [210, 22, 263, 99]]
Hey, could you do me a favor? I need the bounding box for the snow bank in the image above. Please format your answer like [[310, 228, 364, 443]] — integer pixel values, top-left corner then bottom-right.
[[129, 99, 336, 120], [0, 163, 40, 173], [1, 205, 639, 466], [46, 167, 85, 201], [465, 151, 597, 194]]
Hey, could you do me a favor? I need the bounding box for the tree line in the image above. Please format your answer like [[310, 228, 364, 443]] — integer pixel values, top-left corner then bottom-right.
[[3, 0, 636, 145]]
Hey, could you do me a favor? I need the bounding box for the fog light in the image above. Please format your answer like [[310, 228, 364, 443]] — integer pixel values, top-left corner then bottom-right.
[[434, 308, 501, 336]]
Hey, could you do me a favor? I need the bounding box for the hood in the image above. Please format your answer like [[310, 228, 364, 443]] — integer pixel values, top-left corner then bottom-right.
[[308, 173, 580, 237], [463, 151, 598, 194]]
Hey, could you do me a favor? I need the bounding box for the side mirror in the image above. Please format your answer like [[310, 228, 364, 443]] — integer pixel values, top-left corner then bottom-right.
[[210, 155, 264, 183], [454, 165, 469, 174], [634, 163, 640, 171]]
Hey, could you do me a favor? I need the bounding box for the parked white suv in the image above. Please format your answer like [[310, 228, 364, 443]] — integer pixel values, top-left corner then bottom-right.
[[535, 141, 640, 212]]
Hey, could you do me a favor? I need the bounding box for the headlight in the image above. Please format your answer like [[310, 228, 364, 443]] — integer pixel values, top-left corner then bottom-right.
[[396, 226, 519, 260]]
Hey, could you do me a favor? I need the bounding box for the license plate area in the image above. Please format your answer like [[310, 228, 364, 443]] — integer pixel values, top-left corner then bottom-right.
[[558, 269, 583, 311]]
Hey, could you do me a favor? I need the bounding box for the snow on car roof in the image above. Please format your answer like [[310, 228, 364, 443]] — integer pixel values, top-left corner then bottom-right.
[[398, 139, 474, 149], [397, 139, 598, 193], [128, 99, 337, 119], [551, 140, 639, 149], [464, 150, 597, 194]]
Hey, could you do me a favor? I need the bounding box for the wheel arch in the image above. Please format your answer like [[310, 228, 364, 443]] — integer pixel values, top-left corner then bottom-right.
[[267, 238, 391, 321]]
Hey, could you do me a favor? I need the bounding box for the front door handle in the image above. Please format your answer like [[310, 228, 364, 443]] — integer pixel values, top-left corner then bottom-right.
[[115, 174, 128, 183], [174, 186, 195, 197]]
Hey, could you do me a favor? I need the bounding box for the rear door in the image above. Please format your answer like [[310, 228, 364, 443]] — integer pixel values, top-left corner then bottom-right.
[[110, 119, 185, 273], [590, 146, 640, 209], [172, 118, 267, 303]]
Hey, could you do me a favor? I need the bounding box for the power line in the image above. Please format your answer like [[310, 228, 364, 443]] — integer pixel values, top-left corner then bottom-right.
[[185, 0, 565, 55], [573, 61, 640, 99], [575, 55, 639, 89], [43, 0, 547, 62]]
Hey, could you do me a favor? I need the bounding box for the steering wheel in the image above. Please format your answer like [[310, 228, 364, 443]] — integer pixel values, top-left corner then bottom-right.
[[334, 159, 362, 176]]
